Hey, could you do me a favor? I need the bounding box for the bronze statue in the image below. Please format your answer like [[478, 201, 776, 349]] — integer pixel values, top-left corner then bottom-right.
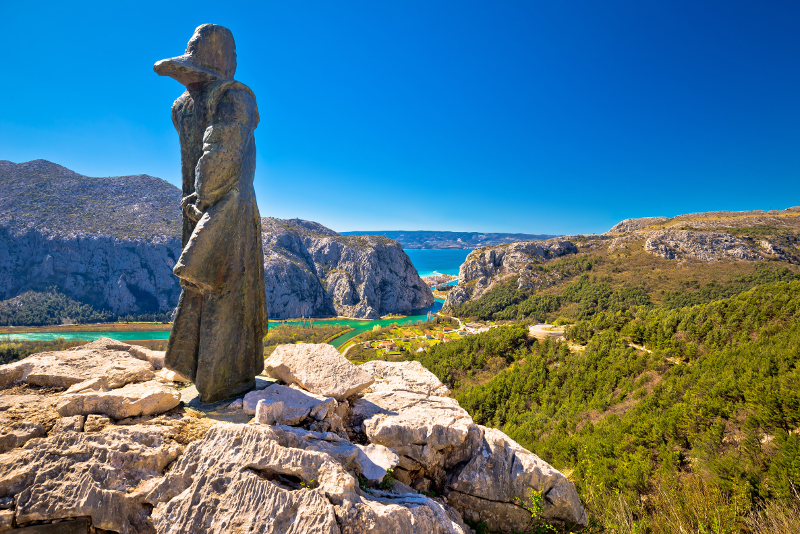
[[154, 24, 268, 403]]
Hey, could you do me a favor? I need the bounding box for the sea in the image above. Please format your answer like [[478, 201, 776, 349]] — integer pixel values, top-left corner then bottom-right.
[[404, 248, 473, 278]]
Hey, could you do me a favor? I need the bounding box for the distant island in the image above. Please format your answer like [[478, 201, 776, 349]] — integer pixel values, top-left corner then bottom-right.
[[339, 230, 559, 249]]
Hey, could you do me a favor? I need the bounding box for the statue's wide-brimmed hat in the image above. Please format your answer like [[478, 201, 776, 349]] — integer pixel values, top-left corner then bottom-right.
[[155, 24, 236, 85]]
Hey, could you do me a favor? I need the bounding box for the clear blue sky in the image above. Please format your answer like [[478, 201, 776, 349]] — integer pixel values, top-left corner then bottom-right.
[[2, 1, 798, 234]]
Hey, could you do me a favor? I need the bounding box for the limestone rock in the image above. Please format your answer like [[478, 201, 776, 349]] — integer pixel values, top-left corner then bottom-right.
[[56, 380, 180, 420], [351, 389, 475, 486], [154, 368, 190, 383], [265, 343, 374, 401], [243, 384, 336, 424], [83, 414, 112, 433], [262, 218, 435, 320], [128, 345, 166, 370], [255, 399, 285, 425], [0, 425, 182, 534], [359, 360, 450, 397], [145, 422, 468, 534], [0, 338, 155, 390], [446, 426, 587, 531], [606, 216, 669, 233], [643, 230, 762, 262], [445, 239, 578, 309], [0, 422, 46, 454], [335, 494, 472, 534], [50, 415, 85, 434], [265, 424, 399, 484], [145, 423, 357, 533]]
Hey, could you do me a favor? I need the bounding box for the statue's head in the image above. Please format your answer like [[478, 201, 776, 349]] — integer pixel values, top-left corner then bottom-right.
[[154, 24, 236, 87]]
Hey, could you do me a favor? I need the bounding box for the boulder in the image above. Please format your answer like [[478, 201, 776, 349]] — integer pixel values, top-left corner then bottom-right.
[[264, 343, 374, 401], [243, 384, 336, 424], [359, 360, 451, 397], [55, 380, 180, 420], [351, 389, 475, 487], [0, 338, 154, 390], [255, 399, 285, 425], [446, 426, 588, 531], [0, 425, 182, 534], [335, 493, 471, 534], [264, 424, 399, 484]]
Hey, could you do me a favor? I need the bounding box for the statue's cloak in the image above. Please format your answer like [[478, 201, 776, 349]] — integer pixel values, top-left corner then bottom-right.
[[165, 80, 267, 403]]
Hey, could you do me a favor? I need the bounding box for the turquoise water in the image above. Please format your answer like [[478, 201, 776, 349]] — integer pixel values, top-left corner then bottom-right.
[[0, 330, 170, 342], [404, 248, 473, 278], [2, 299, 446, 349]]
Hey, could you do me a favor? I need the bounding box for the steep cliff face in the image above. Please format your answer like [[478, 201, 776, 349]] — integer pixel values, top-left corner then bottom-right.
[[262, 218, 434, 319], [0, 161, 434, 323], [444, 239, 578, 307], [0, 160, 182, 317]]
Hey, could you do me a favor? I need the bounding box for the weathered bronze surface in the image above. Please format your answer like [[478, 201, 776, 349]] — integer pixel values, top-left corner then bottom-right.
[[155, 24, 267, 403]]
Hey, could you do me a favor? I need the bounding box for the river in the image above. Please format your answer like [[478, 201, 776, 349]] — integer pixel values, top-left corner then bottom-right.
[[2, 249, 464, 347]]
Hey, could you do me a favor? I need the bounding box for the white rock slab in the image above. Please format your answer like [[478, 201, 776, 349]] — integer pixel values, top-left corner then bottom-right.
[[55, 380, 180, 420], [264, 343, 374, 401], [359, 360, 451, 397], [243, 384, 336, 425]]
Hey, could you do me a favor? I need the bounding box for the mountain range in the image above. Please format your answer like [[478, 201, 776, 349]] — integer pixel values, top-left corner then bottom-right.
[[339, 230, 559, 249], [0, 160, 431, 324]]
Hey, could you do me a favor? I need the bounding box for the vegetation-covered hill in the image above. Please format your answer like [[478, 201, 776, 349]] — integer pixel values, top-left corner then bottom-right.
[[0, 159, 181, 240], [445, 207, 800, 321], [378, 277, 800, 532]]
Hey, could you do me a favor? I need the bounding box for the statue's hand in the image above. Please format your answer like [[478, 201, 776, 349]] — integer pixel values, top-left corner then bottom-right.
[[180, 193, 198, 209], [184, 204, 203, 223]]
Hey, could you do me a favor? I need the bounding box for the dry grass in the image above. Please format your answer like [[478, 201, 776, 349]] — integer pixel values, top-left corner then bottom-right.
[[582, 475, 800, 534]]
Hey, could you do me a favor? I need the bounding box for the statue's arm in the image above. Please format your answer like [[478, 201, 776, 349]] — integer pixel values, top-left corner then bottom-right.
[[193, 88, 257, 211]]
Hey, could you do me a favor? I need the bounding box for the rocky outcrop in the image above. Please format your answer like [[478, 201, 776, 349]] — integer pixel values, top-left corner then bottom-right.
[[0, 339, 587, 532], [264, 343, 374, 401], [262, 218, 434, 319], [607, 216, 669, 233], [603, 208, 800, 263], [643, 230, 764, 262], [444, 239, 578, 308], [0, 425, 183, 533], [0, 338, 156, 390], [359, 360, 451, 397]]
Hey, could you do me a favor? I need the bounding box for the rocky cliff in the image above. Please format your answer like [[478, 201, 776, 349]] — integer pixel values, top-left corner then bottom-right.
[[0, 161, 434, 323], [262, 218, 434, 319], [445, 239, 579, 307], [0, 160, 182, 318]]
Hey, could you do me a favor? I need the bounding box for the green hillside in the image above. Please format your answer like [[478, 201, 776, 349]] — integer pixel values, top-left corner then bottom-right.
[[406, 280, 800, 532]]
